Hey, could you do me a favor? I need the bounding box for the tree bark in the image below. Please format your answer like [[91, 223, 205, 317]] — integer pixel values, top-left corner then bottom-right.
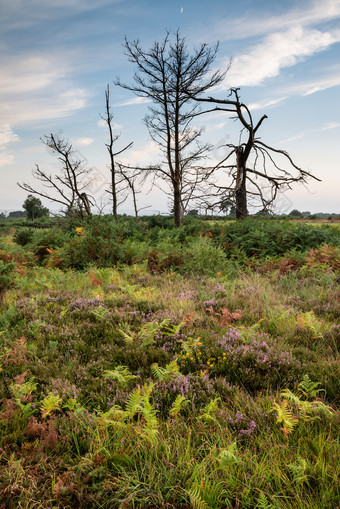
[[173, 183, 182, 227], [235, 148, 247, 219]]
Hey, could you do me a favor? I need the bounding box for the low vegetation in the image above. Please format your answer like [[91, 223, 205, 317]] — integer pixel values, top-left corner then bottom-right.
[[0, 217, 339, 508]]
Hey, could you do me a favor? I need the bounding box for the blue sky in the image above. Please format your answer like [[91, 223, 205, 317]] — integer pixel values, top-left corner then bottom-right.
[[1, 0, 339, 214]]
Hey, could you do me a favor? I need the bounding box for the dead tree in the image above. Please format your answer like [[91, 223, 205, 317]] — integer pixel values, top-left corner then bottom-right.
[[116, 30, 228, 227], [101, 85, 133, 219], [191, 88, 321, 218], [18, 134, 93, 217], [116, 163, 151, 221]]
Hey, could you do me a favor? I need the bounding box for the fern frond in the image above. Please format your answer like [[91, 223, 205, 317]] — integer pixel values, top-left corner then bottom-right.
[[198, 397, 221, 425], [280, 388, 302, 405], [142, 381, 155, 400], [256, 492, 274, 509], [271, 400, 298, 434], [103, 365, 137, 387], [40, 392, 62, 419], [288, 458, 308, 484], [118, 327, 135, 344], [187, 488, 210, 509], [125, 386, 142, 417], [218, 442, 239, 467], [169, 395, 189, 417], [297, 374, 325, 399], [202, 397, 221, 416], [163, 320, 184, 336], [150, 363, 167, 380], [151, 360, 181, 382]]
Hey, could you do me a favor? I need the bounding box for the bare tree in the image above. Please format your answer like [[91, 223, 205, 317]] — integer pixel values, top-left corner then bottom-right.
[[101, 84, 133, 219], [18, 134, 93, 217], [117, 163, 151, 221], [191, 88, 321, 218], [116, 30, 228, 227]]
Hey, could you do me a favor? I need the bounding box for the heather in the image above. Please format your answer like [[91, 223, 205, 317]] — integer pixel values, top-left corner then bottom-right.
[[0, 218, 339, 508]]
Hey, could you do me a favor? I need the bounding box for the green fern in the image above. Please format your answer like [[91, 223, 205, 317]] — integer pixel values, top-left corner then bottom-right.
[[10, 376, 37, 399], [187, 488, 210, 509], [125, 386, 143, 417], [296, 311, 323, 338], [103, 365, 137, 387], [140, 397, 159, 443], [297, 374, 325, 399], [139, 318, 171, 345], [288, 457, 309, 484], [169, 395, 189, 417], [164, 321, 185, 336], [151, 360, 181, 382], [198, 397, 221, 425], [118, 326, 136, 344], [40, 392, 62, 419], [256, 492, 274, 509], [218, 442, 239, 467], [281, 386, 334, 420], [10, 376, 37, 416], [270, 400, 298, 435]]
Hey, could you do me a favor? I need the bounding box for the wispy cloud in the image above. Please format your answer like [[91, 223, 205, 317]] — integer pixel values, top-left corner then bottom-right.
[[281, 120, 340, 143], [115, 97, 152, 107], [73, 137, 94, 146], [120, 141, 161, 165], [0, 125, 20, 168], [249, 97, 288, 111], [225, 26, 340, 87], [0, 53, 90, 126], [213, 0, 340, 41], [1, 0, 121, 30]]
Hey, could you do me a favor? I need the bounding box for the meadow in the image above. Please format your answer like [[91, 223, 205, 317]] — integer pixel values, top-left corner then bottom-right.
[[0, 217, 339, 508]]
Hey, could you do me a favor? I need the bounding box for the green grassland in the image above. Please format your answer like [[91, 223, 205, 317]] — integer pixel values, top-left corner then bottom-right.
[[0, 217, 339, 508]]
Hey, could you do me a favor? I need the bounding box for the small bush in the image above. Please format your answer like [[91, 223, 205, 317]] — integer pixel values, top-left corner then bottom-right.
[[0, 260, 15, 294], [13, 228, 35, 247]]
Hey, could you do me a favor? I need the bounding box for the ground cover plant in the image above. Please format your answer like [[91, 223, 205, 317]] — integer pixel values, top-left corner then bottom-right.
[[0, 218, 339, 508]]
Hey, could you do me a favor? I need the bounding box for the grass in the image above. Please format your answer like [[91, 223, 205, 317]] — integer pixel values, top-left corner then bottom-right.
[[0, 219, 339, 508]]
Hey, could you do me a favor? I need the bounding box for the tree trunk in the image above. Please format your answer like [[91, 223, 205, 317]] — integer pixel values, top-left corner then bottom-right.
[[235, 148, 247, 219], [173, 183, 182, 227]]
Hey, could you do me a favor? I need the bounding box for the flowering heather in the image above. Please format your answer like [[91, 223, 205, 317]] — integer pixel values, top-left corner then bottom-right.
[[152, 373, 233, 416], [68, 297, 105, 311], [213, 328, 303, 391]]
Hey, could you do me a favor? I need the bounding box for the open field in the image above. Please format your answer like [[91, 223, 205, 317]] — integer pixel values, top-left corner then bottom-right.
[[0, 218, 339, 508]]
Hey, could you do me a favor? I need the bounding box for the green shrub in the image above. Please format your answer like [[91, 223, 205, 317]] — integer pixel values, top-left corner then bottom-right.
[[182, 237, 228, 276], [13, 228, 35, 246], [0, 260, 15, 294], [218, 219, 340, 259]]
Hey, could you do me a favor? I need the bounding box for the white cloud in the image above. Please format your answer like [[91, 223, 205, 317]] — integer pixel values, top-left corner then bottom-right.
[[120, 141, 161, 165], [0, 52, 90, 127], [281, 121, 340, 143], [225, 26, 340, 87], [249, 97, 288, 111], [0, 125, 20, 150], [0, 152, 15, 168], [0, 125, 20, 168], [278, 68, 340, 97], [321, 121, 340, 130], [213, 0, 340, 41], [115, 97, 152, 107], [74, 137, 94, 146]]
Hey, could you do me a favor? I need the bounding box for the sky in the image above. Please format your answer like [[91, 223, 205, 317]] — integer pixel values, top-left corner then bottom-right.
[[0, 0, 340, 215]]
